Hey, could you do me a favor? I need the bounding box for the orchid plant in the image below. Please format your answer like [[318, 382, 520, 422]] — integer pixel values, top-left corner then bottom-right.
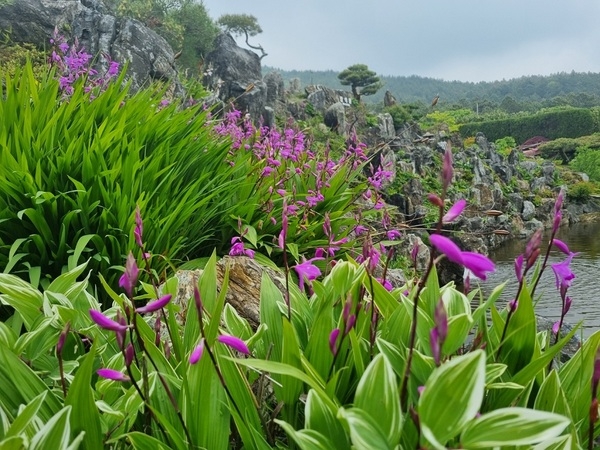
[[0, 28, 599, 450]]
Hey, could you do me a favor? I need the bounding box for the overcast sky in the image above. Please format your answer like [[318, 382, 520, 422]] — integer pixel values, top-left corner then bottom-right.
[[201, 0, 600, 82]]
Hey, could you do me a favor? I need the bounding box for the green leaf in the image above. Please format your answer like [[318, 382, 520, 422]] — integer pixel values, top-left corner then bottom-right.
[[305, 389, 348, 450], [534, 370, 571, 419], [419, 350, 485, 446], [4, 391, 47, 439], [353, 354, 402, 447], [337, 407, 390, 450], [460, 407, 570, 448], [125, 431, 172, 449], [500, 280, 536, 374], [65, 345, 103, 450], [276, 421, 337, 450], [29, 407, 77, 450]]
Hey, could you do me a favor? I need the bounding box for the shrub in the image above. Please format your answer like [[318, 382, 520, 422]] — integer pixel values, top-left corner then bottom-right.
[[570, 146, 600, 181], [383, 104, 411, 129], [568, 181, 595, 201], [0, 63, 251, 296]]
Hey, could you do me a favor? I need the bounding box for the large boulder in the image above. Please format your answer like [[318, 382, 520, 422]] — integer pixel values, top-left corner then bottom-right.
[[203, 32, 268, 122], [0, 0, 180, 91]]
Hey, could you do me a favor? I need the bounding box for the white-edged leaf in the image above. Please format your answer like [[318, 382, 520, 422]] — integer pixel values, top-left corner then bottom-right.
[[353, 353, 402, 447], [419, 350, 485, 445], [461, 407, 570, 448], [337, 407, 390, 450]]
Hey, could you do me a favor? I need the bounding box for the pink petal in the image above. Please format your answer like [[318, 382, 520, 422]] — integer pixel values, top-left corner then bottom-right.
[[217, 335, 249, 355], [429, 234, 463, 265], [135, 294, 172, 314], [442, 199, 467, 223], [189, 339, 205, 365], [461, 252, 495, 280], [89, 309, 129, 333], [97, 368, 129, 382], [329, 328, 340, 356]]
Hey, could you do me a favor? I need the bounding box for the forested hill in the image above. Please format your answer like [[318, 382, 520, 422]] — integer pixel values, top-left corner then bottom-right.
[[264, 66, 600, 108]]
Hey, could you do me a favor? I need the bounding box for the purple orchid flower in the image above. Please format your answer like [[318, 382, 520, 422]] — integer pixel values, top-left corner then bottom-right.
[[135, 294, 172, 314], [97, 368, 130, 382], [293, 257, 324, 291], [217, 335, 250, 355]]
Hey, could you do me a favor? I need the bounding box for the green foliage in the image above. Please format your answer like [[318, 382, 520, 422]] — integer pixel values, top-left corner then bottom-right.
[[459, 107, 599, 143], [337, 64, 382, 101], [107, 0, 218, 75], [567, 181, 595, 201], [0, 63, 249, 297], [0, 38, 47, 79], [216, 13, 263, 37], [420, 109, 473, 133], [494, 136, 517, 156], [383, 104, 411, 129], [570, 147, 600, 181]]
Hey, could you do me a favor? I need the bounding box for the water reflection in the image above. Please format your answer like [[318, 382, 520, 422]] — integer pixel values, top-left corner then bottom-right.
[[478, 222, 600, 338]]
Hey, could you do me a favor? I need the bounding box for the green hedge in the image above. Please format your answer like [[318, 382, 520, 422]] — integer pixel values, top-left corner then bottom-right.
[[459, 107, 598, 143]]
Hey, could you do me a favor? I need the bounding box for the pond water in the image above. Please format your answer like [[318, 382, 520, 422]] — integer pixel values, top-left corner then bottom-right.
[[478, 221, 600, 339]]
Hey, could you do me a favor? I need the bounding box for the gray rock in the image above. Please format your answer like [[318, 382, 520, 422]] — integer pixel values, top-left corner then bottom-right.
[[377, 113, 395, 140], [530, 177, 549, 192], [383, 90, 397, 107], [0, 0, 180, 92], [472, 156, 492, 185], [522, 200, 536, 221], [305, 85, 352, 113], [323, 102, 347, 135], [264, 71, 285, 109], [507, 192, 524, 214], [288, 78, 301, 94], [204, 33, 267, 122]]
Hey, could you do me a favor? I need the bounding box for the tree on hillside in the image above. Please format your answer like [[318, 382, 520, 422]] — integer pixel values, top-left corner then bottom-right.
[[216, 14, 267, 60], [338, 64, 383, 102], [104, 0, 218, 75]]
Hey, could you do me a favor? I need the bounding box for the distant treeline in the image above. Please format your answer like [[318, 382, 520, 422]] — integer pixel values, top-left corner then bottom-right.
[[459, 107, 600, 144], [264, 67, 600, 111]]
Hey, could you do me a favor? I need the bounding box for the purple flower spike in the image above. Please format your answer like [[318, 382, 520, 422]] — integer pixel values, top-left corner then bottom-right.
[[293, 257, 324, 291], [119, 253, 139, 298], [190, 339, 205, 365], [508, 299, 518, 312], [125, 343, 134, 367], [551, 254, 576, 289], [217, 335, 250, 355], [461, 252, 495, 281], [429, 234, 463, 265], [386, 229, 401, 240], [442, 199, 467, 224], [430, 328, 441, 365], [427, 193, 443, 207], [97, 368, 130, 382], [552, 321, 560, 335], [433, 300, 448, 343], [89, 309, 129, 333], [552, 239, 571, 255], [57, 323, 69, 355], [329, 328, 340, 356], [514, 254, 524, 283], [563, 297, 572, 315], [135, 294, 172, 314]]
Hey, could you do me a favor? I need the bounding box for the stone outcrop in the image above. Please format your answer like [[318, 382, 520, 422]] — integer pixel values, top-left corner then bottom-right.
[[167, 256, 287, 330], [203, 33, 268, 123], [0, 0, 180, 92], [305, 85, 353, 113]]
